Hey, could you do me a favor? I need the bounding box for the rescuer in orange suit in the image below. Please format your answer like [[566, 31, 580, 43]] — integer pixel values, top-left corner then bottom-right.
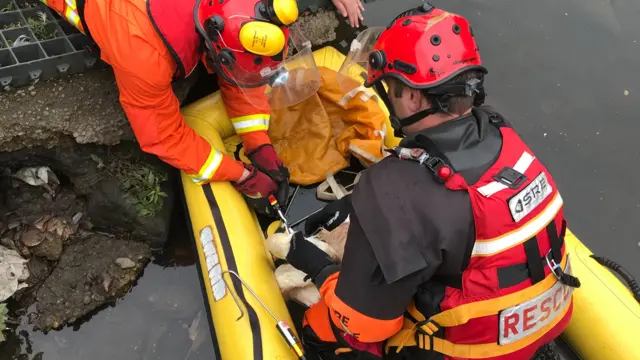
[[42, 0, 307, 215], [271, 4, 581, 360]]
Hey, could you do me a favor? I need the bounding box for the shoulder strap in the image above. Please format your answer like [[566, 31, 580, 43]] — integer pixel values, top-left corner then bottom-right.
[[391, 134, 455, 184], [475, 105, 511, 129]]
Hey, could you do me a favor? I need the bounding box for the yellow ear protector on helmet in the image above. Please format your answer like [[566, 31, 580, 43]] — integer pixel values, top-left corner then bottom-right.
[[239, 0, 297, 57], [258, 0, 298, 26], [239, 21, 287, 57]]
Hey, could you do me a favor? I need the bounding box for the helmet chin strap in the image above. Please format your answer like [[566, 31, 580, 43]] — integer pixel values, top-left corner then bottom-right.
[[390, 108, 440, 138], [373, 82, 440, 137], [372, 76, 487, 137]]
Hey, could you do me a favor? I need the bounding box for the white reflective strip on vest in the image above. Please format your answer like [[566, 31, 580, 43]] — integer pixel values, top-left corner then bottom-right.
[[471, 193, 563, 257], [477, 151, 535, 197], [190, 150, 223, 184], [499, 256, 573, 345]]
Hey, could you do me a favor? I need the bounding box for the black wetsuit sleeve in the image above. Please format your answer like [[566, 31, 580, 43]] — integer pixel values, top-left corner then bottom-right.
[[334, 211, 426, 321]]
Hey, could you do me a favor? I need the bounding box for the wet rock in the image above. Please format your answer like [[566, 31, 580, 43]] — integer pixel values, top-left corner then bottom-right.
[[3, 178, 81, 227], [0, 229, 20, 253], [0, 66, 197, 152], [91, 293, 104, 302], [20, 227, 47, 247], [102, 274, 112, 292], [35, 234, 151, 331], [29, 232, 64, 261], [532, 342, 560, 360], [0, 141, 174, 247], [84, 155, 175, 247], [27, 312, 38, 324], [115, 257, 135, 269], [25, 257, 53, 286]]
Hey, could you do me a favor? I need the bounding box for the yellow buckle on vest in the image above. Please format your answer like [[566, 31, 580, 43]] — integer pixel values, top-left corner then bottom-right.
[[385, 253, 572, 359]]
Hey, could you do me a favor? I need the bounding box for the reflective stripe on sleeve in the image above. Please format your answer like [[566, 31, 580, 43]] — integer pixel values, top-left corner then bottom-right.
[[188, 149, 224, 184], [231, 114, 270, 134]]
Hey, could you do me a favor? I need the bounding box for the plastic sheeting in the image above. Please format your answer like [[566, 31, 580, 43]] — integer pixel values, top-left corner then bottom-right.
[[0, 246, 29, 302], [268, 66, 388, 185]]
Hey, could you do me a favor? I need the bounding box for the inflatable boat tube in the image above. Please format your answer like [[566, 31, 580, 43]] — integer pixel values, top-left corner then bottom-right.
[[179, 46, 640, 360], [562, 229, 640, 359]]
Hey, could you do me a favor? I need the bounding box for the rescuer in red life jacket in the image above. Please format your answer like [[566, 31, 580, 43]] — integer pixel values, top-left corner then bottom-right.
[[270, 4, 582, 360]]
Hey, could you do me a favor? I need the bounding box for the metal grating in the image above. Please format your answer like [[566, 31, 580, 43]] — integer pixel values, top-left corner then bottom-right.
[[0, 0, 97, 88]]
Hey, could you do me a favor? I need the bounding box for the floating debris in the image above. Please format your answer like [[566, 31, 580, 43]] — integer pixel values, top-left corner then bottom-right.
[[33, 215, 76, 241], [0, 245, 30, 302], [11, 166, 60, 197], [72, 212, 83, 225], [624, 89, 629, 96], [185, 310, 206, 360], [20, 227, 46, 247]]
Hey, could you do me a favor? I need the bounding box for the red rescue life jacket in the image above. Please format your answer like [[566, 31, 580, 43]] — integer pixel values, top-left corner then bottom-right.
[[385, 114, 580, 360], [147, 0, 201, 80]]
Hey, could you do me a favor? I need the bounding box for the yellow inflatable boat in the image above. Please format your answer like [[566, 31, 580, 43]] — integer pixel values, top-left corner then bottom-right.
[[179, 46, 640, 360]]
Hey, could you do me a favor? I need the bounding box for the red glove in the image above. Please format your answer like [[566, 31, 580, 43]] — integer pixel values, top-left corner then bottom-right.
[[246, 144, 290, 207], [232, 163, 279, 217]]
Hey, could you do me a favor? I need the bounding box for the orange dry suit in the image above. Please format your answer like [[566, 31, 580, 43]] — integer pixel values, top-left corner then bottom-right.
[[42, 0, 272, 183]]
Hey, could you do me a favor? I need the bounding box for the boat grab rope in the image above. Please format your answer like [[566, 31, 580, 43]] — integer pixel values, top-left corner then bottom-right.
[[590, 255, 640, 304]]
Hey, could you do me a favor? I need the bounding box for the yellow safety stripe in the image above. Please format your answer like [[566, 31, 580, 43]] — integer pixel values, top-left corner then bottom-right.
[[424, 254, 567, 328], [188, 149, 224, 185], [471, 193, 563, 257], [231, 114, 270, 134], [385, 254, 570, 357], [64, 7, 80, 27], [386, 298, 570, 359]]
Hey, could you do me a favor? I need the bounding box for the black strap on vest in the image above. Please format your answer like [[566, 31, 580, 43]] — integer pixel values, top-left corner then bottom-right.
[[547, 219, 564, 264], [497, 219, 580, 288], [412, 134, 455, 184], [523, 237, 546, 284], [395, 111, 581, 292], [75, 0, 102, 57], [484, 108, 507, 128]]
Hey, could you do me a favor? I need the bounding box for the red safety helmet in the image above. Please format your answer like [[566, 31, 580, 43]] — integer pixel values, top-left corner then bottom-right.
[[195, 0, 297, 88], [194, 0, 321, 109], [339, 3, 488, 135]]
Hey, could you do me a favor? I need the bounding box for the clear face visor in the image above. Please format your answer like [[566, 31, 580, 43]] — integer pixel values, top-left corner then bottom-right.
[[337, 27, 385, 92], [263, 24, 321, 109], [215, 21, 321, 109]]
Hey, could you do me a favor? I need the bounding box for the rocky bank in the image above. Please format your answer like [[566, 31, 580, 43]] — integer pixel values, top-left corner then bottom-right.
[[0, 8, 343, 337]]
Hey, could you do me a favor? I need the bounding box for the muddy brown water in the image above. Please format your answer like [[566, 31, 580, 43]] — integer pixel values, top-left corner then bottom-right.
[[3, 0, 640, 358]]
